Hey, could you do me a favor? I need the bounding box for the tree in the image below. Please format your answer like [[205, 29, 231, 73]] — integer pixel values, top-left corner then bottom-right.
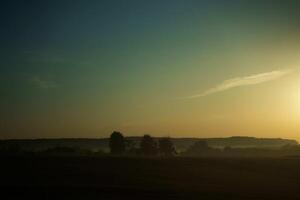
[[140, 134, 158, 156], [109, 131, 125, 154], [158, 137, 176, 156]]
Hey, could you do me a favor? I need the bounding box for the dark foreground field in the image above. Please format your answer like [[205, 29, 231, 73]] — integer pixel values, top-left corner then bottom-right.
[[1, 156, 300, 199]]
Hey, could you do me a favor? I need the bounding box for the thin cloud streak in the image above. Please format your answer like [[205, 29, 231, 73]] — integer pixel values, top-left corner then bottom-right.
[[185, 70, 292, 99]]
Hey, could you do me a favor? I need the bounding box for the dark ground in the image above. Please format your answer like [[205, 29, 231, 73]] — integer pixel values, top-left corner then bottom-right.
[[1, 156, 300, 199]]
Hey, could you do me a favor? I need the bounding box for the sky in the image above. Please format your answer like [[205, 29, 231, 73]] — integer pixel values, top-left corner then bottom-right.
[[1, 0, 300, 140]]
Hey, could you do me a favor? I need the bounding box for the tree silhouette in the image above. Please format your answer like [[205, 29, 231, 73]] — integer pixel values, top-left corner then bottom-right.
[[140, 134, 158, 156], [158, 137, 176, 156], [109, 131, 125, 154]]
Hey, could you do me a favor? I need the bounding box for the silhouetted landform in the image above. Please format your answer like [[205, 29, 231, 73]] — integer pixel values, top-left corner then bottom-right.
[[0, 136, 297, 153], [174, 136, 298, 150], [0, 134, 299, 157]]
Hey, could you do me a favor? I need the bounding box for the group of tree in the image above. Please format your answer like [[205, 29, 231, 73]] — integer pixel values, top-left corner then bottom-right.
[[109, 131, 176, 156], [2, 132, 300, 157], [109, 132, 300, 157]]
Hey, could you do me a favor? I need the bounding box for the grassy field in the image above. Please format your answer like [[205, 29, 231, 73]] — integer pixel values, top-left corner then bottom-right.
[[1, 156, 300, 199]]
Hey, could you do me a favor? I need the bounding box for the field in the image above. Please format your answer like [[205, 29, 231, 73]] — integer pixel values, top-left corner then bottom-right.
[[0, 157, 300, 199], [1, 156, 300, 199]]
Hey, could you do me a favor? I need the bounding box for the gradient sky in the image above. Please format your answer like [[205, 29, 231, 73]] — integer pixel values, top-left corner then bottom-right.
[[1, 0, 300, 140]]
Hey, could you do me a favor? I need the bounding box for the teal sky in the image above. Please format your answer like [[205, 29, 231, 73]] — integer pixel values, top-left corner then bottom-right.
[[1, 1, 300, 139]]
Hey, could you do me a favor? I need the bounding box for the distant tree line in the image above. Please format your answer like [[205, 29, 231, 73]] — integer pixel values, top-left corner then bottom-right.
[[109, 131, 176, 156], [1, 132, 300, 157], [108, 131, 300, 158]]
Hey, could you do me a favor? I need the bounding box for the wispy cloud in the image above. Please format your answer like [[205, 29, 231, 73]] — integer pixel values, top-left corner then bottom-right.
[[30, 76, 59, 89], [185, 70, 291, 99]]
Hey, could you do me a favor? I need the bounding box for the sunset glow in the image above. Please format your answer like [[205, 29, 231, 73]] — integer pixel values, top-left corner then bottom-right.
[[1, 0, 300, 141]]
